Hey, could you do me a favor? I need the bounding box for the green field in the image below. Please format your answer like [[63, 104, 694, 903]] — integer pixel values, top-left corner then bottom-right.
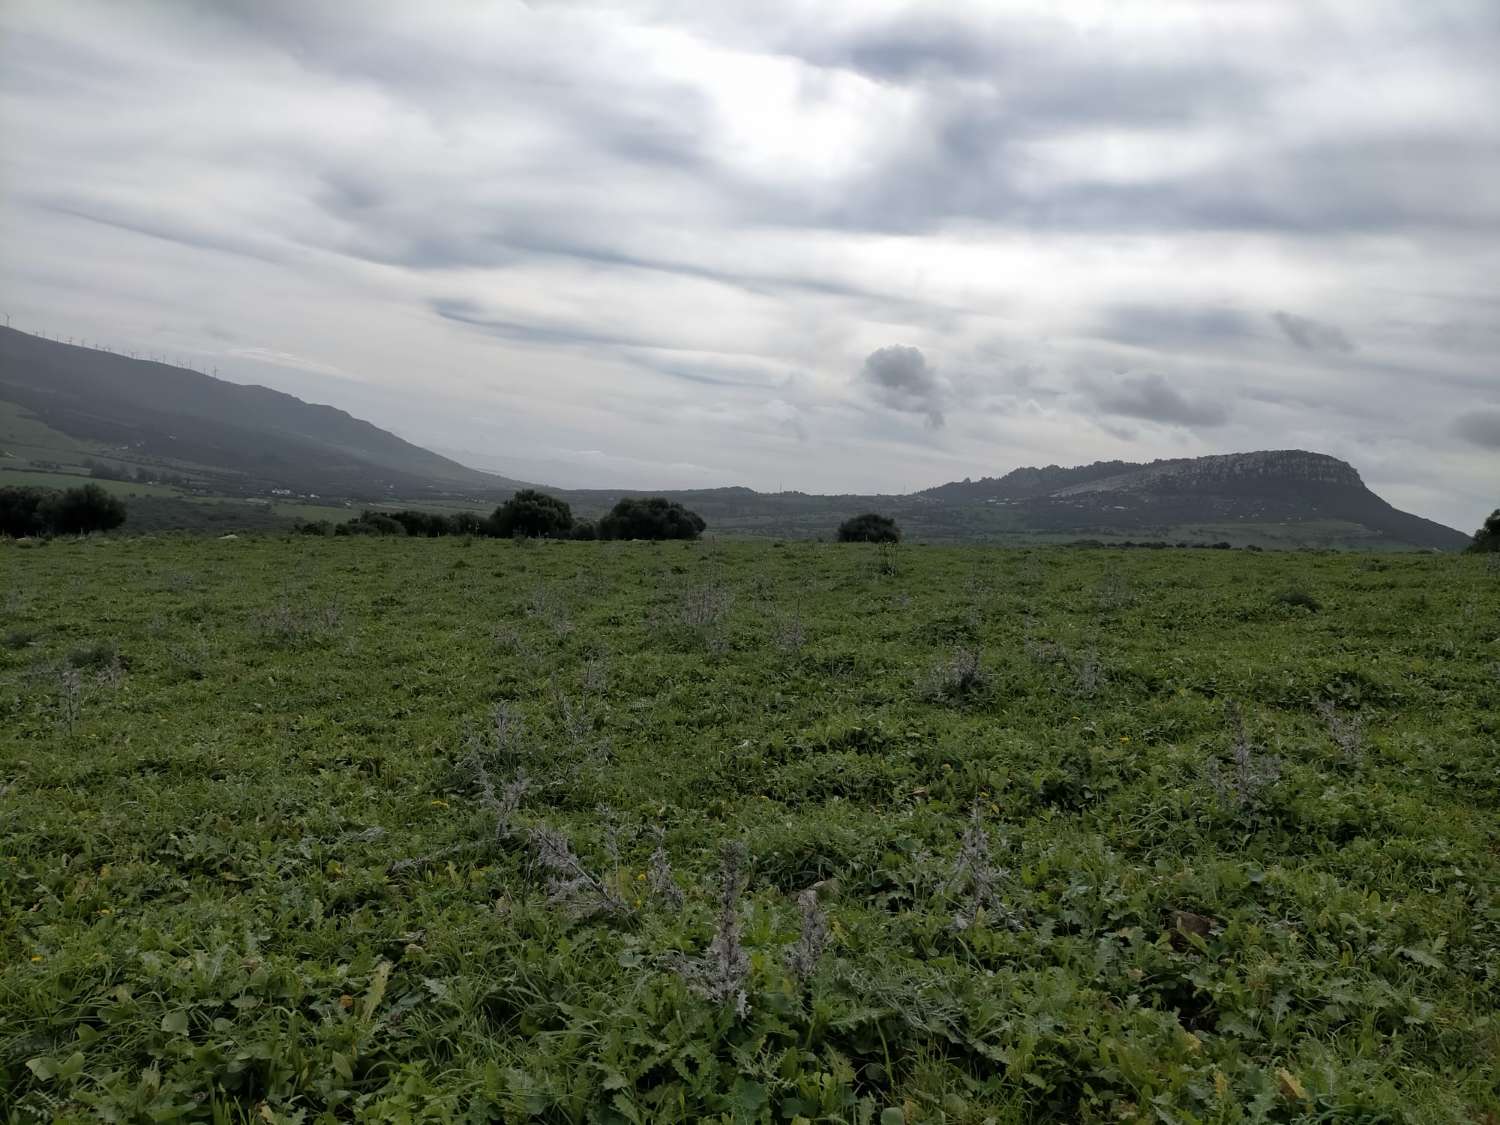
[[1, 537, 1496, 1122]]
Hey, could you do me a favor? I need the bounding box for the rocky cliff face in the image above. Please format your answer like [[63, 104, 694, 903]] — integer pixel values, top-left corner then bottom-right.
[[920, 450, 1467, 549], [1056, 450, 1366, 496]]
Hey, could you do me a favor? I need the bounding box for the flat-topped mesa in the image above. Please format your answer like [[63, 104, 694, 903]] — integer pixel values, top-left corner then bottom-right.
[[1057, 450, 1366, 496], [1159, 450, 1363, 487]]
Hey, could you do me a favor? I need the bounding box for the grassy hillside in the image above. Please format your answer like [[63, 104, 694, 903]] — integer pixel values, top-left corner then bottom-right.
[[1, 539, 1496, 1121], [0, 327, 516, 499]]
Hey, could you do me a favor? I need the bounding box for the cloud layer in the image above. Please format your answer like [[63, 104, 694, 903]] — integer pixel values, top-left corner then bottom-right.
[[1, 0, 1496, 528]]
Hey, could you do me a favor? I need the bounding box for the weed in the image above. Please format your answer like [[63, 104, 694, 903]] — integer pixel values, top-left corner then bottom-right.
[[785, 886, 830, 982], [528, 822, 627, 920], [1069, 645, 1102, 698], [773, 607, 807, 653], [3, 628, 37, 650], [1205, 702, 1279, 810], [255, 597, 342, 645], [1317, 699, 1365, 766], [648, 829, 684, 911], [671, 841, 751, 1016], [920, 645, 989, 703], [947, 803, 1021, 931], [678, 582, 733, 651]]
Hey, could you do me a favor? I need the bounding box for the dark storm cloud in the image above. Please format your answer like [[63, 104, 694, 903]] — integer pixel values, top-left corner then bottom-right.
[[1091, 373, 1229, 429], [1453, 409, 1500, 449], [861, 345, 945, 427], [1272, 312, 1355, 354]]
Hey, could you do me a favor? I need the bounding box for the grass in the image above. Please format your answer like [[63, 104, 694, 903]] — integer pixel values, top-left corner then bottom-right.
[[0, 536, 1496, 1122]]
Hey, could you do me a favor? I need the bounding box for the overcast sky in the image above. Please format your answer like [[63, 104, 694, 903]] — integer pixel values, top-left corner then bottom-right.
[[1, 0, 1496, 528]]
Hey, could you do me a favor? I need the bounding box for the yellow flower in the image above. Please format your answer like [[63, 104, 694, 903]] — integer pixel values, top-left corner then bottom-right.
[[98, 908, 113, 916], [1120, 736, 1131, 743], [30, 955, 43, 963], [430, 799, 449, 808], [636, 872, 647, 882]]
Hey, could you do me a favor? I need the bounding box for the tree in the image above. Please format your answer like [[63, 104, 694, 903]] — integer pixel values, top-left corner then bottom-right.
[[337, 512, 404, 536], [0, 486, 51, 537], [449, 511, 485, 536], [44, 484, 126, 535], [837, 512, 901, 543], [598, 496, 705, 540], [1467, 509, 1500, 553], [490, 489, 574, 538]]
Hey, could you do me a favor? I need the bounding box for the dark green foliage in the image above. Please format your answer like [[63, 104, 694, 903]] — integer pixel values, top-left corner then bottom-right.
[[1273, 587, 1322, 612], [1, 540, 1496, 1121], [837, 512, 901, 543], [571, 519, 598, 541], [45, 484, 127, 535], [490, 489, 574, 538], [336, 512, 404, 536], [0, 486, 50, 537], [293, 519, 334, 536], [449, 511, 485, 536], [598, 496, 705, 540], [1467, 508, 1500, 552], [0, 483, 125, 537], [384, 509, 456, 537]]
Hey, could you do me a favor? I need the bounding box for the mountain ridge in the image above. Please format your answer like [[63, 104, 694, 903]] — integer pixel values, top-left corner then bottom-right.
[[0, 326, 522, 497], [0, 326, 1470, 548]]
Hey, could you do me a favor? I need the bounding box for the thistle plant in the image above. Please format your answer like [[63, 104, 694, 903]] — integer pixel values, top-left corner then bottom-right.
[[948, 803, 1021, 932], [920, 646, 988, 703], [785, 887, 830, 982], [1070, 646, 1101, 698], [648, 829, 684, 911], [672, 842, 751, 1016], [528, 823, 627, 920], [56, 666, 83, 733], [1206, 702, 1279, 810], [1316, 699, 1365, 766], [773, 607, 806, 654]]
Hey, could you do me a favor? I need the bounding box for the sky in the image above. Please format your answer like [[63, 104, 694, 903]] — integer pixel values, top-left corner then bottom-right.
[[0, 0, 1496, 530]]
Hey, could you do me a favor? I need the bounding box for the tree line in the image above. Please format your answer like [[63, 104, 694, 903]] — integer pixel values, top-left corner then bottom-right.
[[0, 484, 127, 537], [295, 491, 708, 541]]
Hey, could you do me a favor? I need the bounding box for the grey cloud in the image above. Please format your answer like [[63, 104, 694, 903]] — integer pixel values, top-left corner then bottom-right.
[[1097, 306, 1257, 353], [1453, 409, 1500, 449], [3, 0, 1498, 531], [1091, 373, 1229, 428], [861, 345, 945, 427], [1272, 312, 1355, 354], [39, 199, 289, 266]]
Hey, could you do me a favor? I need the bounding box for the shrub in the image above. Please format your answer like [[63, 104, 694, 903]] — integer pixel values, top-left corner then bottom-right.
[[597, 497, 704, 540], [385, 509, 454, 537], [294, 520, 333, 536], [1273, 588, 1321, 612], [449, 511, 486, 536], [336, 513, 404, 536], [1467, 509, 1499, 553], [1, 483, 125, 536], [837, 513, 901, 543], [0, 486, 50, 537], [490, 489, 573, 538], [571, 520, 598, 541]]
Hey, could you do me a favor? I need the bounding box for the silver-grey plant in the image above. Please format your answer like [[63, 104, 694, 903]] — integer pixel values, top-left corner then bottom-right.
[[672, 841, 751, 1016]]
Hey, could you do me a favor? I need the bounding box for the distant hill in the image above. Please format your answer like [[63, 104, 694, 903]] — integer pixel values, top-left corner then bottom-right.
[[916, 451, 1468, 550], [0, 327, 520, 499], [551, 451, 1466, 549], [0, 327, 1468, 548]]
